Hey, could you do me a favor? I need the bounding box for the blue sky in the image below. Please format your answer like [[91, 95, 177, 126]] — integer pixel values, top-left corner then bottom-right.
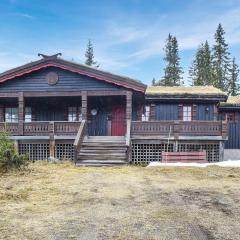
[[0, 0, 240, 85]]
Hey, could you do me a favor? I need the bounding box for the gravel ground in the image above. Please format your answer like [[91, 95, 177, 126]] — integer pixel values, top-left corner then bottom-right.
[[0, 161, 240, 240]]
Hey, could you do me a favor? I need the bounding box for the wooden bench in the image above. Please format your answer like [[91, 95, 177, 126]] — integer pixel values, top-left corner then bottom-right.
[[162, 151, 208, 163]]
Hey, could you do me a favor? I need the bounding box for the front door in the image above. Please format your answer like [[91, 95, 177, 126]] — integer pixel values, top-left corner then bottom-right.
[[111, 106, 126, 136], [88, 106, 108, 136]]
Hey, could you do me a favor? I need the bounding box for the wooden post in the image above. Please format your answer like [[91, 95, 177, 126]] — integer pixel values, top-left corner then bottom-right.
[[14, 140, 19, 153], [126, 91, 132, 120], [173, 140, 178, 152], [18, 92, 24, 135], [49, 121, 55, 159], [0, 104, 4, 122], [219, 141, 224, 161], [81, 91, 88, 120]]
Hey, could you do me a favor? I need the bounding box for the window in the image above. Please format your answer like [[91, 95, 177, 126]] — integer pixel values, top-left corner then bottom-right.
[[68, 107, 77, 121], [5, 107, 18, 122], [183, 106, 192, 121], [142, 105, 150, 121], [25, 107, 32, 122], [226, 113, 235, 122], [68, 106, 82, 121]]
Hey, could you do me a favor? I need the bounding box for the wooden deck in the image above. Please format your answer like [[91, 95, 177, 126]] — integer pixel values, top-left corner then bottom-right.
[[0, 120, 227, 138]]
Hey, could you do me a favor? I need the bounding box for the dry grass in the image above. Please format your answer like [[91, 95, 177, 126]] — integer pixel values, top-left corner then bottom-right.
[[0, 161, 240, 240]]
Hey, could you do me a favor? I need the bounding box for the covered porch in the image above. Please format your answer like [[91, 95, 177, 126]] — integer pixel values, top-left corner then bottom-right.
[[0, 90, 133, 137]]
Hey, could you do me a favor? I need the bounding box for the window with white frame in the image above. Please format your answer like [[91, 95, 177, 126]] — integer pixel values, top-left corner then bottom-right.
[[5, 107, 18, 122], [183, 106, 192, 121], [68, 107, 77, 121], [142, 105, 150, 121], [25, 107, 32, 122]]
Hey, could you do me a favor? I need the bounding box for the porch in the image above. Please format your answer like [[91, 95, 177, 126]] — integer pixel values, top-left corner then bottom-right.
[[0, 90, 133, 137]]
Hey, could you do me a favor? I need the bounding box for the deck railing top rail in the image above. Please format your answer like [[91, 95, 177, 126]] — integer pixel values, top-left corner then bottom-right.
[[131, 120, 226, 137]]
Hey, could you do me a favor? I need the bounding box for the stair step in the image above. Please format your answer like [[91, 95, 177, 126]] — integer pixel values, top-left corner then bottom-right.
[[79, 156, 126, 161], [80, 150, 126, 154], [76, 160, 127, 166]]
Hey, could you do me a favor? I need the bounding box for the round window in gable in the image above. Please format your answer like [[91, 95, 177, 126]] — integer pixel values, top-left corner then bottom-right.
[[46, 72, 59, 85]]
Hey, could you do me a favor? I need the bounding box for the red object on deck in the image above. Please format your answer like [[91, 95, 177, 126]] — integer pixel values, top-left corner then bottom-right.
[[162, 151, 208, 163], [111, 106, 126, 136]]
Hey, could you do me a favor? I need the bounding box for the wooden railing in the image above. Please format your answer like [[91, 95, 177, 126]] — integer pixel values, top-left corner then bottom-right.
[[131, 121, 226, 137], [54, 122, 81, 136], [0, 121, 81, 136], [0, 122, 19, 135], [24, 122, 52, 136], [73, 120, 87, 162]]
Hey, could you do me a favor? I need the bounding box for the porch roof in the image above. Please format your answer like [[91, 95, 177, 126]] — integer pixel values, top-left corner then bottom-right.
[[146, 85, 227, 101], [0, 54, 147, 93]]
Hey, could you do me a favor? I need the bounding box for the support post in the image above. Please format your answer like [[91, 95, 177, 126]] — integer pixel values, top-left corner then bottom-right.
[[18, 92, 24, 135], [219, 141, 224, 161], [81, 91, 88, 120], [14, 140, 19, 154], [126, 91, 132, 120], [49, 121, 55, 159]]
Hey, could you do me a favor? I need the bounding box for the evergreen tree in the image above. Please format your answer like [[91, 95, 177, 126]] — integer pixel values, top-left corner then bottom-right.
[[228, 57, 240, 96], [190, 41, 213, 86], [151, 78, 156, 86], [189, 43, 205, 86], [212, 24, 231, 91], [85, 39, 99, 67], [159, 34, 183, 86]]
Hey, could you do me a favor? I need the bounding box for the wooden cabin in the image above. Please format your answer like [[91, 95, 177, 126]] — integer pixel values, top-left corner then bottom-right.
[[0, 54, 229, 165]]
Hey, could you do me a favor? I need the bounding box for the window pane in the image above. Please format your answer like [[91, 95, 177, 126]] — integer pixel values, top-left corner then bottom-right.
[[25, 107, 32, 122], [5, 108, 18, 123]]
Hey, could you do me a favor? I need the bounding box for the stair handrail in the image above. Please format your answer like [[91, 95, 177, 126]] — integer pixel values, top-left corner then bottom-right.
[[126, 119, 132, 162], [73, 120, 87, 163]]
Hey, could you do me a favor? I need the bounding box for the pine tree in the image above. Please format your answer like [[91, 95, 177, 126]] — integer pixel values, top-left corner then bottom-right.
[[159, 34, 183, 86], [189, 44, 205, 86], [151, 78, 156, 86], [190, 41, 214, 86], [212, 24, 231, 91], [228, 57, 240, 96], [85, 39, 99, 67]]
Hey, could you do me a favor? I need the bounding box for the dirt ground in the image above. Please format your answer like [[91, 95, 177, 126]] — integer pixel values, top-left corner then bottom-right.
[[0, 162, 240, 240]]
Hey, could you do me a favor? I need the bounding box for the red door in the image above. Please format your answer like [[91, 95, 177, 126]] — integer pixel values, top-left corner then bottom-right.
[[111, 106, 126, 136]]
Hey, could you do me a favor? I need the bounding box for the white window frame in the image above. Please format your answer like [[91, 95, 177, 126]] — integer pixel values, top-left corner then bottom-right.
[[5, 107, 18, 123], [142, 105, 150, 121], [25, 107, 32, 122], [183, 105, 192, 121]]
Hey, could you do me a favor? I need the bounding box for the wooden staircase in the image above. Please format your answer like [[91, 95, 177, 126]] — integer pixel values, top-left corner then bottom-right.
[[75, 136, 128, 166]]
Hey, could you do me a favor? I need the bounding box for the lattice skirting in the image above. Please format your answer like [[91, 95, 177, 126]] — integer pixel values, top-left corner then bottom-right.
[[19, 142, 50, 161], [55, 143, 74, 161], [18, 141, 74, 161], [177, 143, 219, 163], [131, 141, 220, 164]]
